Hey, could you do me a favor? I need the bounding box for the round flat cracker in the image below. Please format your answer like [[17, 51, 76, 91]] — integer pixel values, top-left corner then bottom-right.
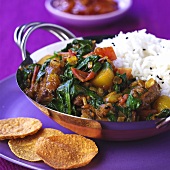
[[0, 117, 42, 140], [8, 128, 64, 162], [36, 134, 98, 169]]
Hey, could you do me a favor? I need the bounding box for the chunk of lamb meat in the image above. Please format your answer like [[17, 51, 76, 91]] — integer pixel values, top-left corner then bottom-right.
[[27, 58, 64, 104], [81, 102, 112, 121], [131, 82, 160, 109], [73, 95, 85, 106]]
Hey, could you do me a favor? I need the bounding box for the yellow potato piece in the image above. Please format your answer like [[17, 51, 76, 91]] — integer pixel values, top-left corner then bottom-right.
[[104, 91, 122, 103], [91, 67, 114, 90], [153, 95, 170, 112], [8, 128, 64, 162], [145, 78, 155, 89]]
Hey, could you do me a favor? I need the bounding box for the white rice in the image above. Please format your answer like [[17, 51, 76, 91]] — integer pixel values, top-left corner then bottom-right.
[[97, 29, 170, 96]]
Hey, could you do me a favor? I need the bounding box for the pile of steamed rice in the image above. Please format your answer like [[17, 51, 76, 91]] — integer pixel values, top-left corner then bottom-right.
[[97, 29, 170, 97]]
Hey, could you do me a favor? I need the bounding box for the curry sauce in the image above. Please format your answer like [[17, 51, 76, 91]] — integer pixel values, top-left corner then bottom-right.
[[52, 0, 118, 15]]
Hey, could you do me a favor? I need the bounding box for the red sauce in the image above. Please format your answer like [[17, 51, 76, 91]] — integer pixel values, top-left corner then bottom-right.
[[52, 0, 118, 15]]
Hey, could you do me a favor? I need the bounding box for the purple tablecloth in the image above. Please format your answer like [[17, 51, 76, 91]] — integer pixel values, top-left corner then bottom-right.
[[1, 0, 170, 169]]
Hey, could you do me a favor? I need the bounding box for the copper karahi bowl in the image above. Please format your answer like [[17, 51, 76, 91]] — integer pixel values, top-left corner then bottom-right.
[[15, 22, 170, 141]]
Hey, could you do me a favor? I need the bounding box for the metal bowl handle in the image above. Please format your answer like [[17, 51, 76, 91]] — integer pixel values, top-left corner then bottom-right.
[[14, 22, 76, 61]]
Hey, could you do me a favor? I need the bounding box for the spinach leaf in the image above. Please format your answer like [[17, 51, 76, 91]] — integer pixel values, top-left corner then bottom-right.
[[36, 53, 62, 82], [92, 61, 102, 73], [56, 79, 73, 114], [114, 104, 132, 121], [48, 80, 103, 115], [47, 98, 59, 111], [76, 55, 99, 71], [60, 65, 73, 81], [60, 40, 97, 81], [146, 113, 154, 120], [155, 109, 170, 118], [113, 73, 130, 93], [102, 61, 113, 70], [36, 59, 50, 82], [61, 55, 102, 81], [17, 64, 39, 90], [126, 94, 141, 110], [146, 109, 170, 121], [107, 112, 117, 122], [61, 39, 94, 58], [70, 84, 104, 108]]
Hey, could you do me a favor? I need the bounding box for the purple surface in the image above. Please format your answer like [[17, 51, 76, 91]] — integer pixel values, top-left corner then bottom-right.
[[1, 75, 170, 170], [1, 0, 170, 169]]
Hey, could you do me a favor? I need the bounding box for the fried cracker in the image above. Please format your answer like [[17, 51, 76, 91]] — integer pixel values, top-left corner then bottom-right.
[[36, 134, 98, 169], [0, 117, 42, 140], [8, 128, 64, 162]]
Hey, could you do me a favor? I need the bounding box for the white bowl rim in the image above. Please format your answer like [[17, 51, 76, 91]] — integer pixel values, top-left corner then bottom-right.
[[45, 0, 132, 21]]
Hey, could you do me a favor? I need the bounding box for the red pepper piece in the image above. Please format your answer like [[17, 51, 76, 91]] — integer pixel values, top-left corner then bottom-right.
[[94, 47, 117, 61], [31, 65, 40, 89], [71, 67, 95, 82]]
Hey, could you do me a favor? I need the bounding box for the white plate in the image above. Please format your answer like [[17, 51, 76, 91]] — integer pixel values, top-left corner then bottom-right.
[[45, 0, 132, 27]]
